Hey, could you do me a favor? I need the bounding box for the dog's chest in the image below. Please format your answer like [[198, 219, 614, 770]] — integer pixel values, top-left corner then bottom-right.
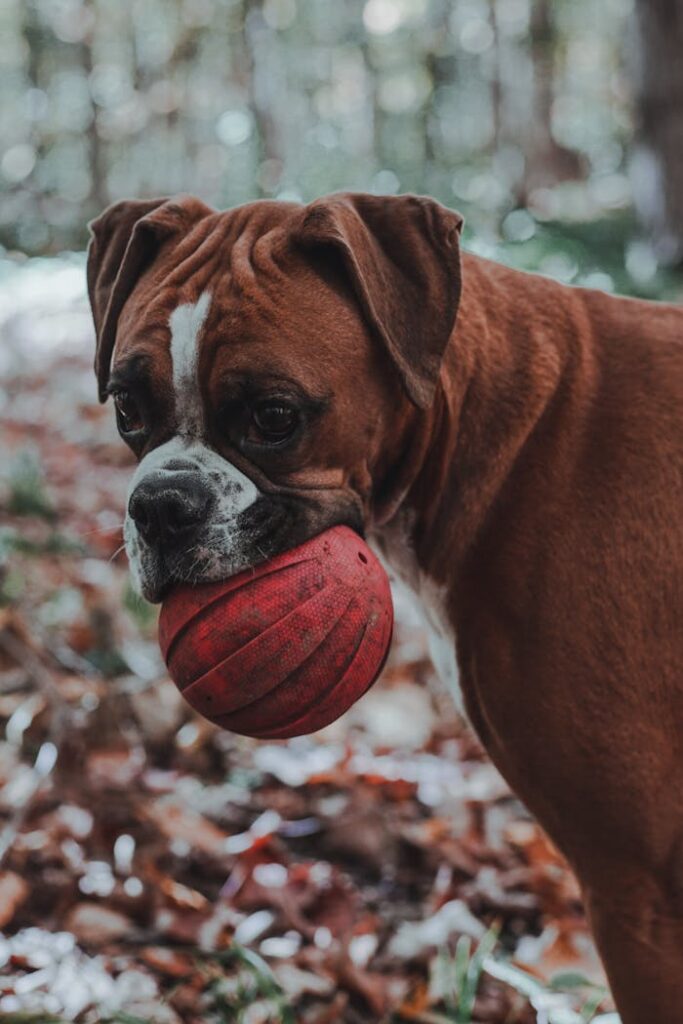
[[369, 516, 464, 715]]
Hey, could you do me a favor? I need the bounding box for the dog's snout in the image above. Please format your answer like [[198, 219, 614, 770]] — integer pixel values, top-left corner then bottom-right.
[[128, 473, 212, 549]]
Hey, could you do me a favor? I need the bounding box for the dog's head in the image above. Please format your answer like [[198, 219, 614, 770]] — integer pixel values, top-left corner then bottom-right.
[[87, 193, 462, 601]]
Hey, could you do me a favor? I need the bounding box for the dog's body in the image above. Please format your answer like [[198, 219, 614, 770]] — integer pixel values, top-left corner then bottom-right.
[[87, 193, 683, 1022]]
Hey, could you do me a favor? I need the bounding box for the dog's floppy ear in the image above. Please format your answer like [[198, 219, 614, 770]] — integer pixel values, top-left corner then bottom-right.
[[86, 195, 212, 401], [292, 193, 463, 408]]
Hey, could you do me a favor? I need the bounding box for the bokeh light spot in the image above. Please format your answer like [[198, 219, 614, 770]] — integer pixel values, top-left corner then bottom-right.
[[1, 145, 36, 183], [363, 0, 404, 36], [216, 110, 253, 147], [459, 17, 495, 54]]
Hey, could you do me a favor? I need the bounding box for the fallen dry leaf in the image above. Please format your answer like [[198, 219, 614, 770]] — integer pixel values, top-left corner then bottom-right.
[[141, 797, 229, 858], [0, 870, 29, 928], [64, 902, 133, 944]]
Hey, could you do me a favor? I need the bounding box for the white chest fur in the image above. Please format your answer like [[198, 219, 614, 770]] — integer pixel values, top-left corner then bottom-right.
[[369, 514, 464, 716]]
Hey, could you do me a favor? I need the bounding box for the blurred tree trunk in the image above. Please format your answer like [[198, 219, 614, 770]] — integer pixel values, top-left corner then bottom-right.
[[360, 35, 386, 178], [423, 0, 452, 179], [631, 0, 683, 265], [80, 2, 107, 214], [20, 2, 43, 189], [490, 0, 503, 157], [522, 0, 583, 197], [238, 0, 280, 196]]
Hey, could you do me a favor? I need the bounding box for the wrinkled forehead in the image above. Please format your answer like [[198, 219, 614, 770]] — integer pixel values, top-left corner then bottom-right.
[[113, 204, 370, 392]]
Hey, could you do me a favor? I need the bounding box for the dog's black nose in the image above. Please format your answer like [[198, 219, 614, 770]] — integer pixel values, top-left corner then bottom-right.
[[128, 473, 212, 549]]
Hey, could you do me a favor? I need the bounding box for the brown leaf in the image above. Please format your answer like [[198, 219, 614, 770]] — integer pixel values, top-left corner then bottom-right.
[[140, 945, 195, 978], [299, 992, 349, 1023], [334, 952, 389, 1017], [0, 871, 29, 928], [141, 797, 228, 858], [159, 876, 210, 911], [64, 901, 133, 944], [506, 820, 582, 914]]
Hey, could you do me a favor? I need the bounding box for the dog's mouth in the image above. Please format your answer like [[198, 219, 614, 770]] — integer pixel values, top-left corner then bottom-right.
[[136, 541, 271, 603], [131, 502, 287, 603], [130, 491, 366, 604]]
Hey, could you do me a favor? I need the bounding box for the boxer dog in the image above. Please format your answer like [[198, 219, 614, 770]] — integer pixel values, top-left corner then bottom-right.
[[87, 193, 683, 1023]]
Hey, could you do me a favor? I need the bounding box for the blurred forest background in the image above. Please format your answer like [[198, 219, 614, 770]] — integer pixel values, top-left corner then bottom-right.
[[1, 0, 683, 290], [0, 1, 682, 1022]]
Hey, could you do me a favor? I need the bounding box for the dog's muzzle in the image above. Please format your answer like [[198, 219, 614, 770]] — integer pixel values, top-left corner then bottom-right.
[[128, 471, 214, 554]]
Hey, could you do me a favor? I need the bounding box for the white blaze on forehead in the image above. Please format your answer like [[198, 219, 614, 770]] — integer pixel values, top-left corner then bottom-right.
[[169, 290, 211, 434], [124, 289, 266, 598]]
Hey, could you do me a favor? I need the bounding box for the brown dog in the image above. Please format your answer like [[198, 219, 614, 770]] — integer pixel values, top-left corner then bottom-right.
[[87, 192, 683, 1022]]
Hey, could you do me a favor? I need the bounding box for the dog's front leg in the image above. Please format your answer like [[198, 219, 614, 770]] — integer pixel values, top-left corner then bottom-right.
[[454, 600, 683, 1024], [584, 877, 683, 1023]]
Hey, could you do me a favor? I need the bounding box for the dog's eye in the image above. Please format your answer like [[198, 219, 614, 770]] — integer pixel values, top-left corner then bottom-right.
[[250, 400, 299, 443], [113, 389, 144, 434]]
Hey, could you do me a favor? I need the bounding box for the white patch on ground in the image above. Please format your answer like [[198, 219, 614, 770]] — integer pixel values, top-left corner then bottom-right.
[[0, 926, 162, 1020], [0, 253, 92, 377], [389, 899, 485, 958], [169, 290, 211, 435], [370, 510, 464, 715]]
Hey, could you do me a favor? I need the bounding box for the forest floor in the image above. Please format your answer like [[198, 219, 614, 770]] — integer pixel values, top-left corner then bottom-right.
[[0, 254, 620, 1023]]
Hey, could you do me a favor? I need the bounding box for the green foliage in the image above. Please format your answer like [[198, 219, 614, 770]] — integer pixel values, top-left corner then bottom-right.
[[0, 527, 84, 558], [123, 579, 158, 633], [6, 451, 55, 521], [469, 957, 610, 1024], [206, 944, 295, 1023], [494, 213, 682, 301], [81, 644, 130, 679], [104, 1014, 156, 1024], [0, 566, 24, 605], [550, 970, 609, 1022], [438, 925, 500, 1023]]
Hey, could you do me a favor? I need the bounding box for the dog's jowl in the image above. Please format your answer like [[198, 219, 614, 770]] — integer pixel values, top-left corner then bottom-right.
[[88, 191, 683, 1024]]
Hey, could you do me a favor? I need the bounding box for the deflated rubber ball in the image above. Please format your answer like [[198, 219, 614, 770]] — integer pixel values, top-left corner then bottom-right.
[[158, 526, 393, 739]]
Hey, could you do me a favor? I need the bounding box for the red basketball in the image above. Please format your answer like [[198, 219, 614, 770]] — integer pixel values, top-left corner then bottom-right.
[[158, 526, 394, 739]]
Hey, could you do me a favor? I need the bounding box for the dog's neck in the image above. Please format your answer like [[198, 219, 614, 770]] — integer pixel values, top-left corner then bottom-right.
[[374, 254, 597, 599], [370, 256, 595, 711]]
